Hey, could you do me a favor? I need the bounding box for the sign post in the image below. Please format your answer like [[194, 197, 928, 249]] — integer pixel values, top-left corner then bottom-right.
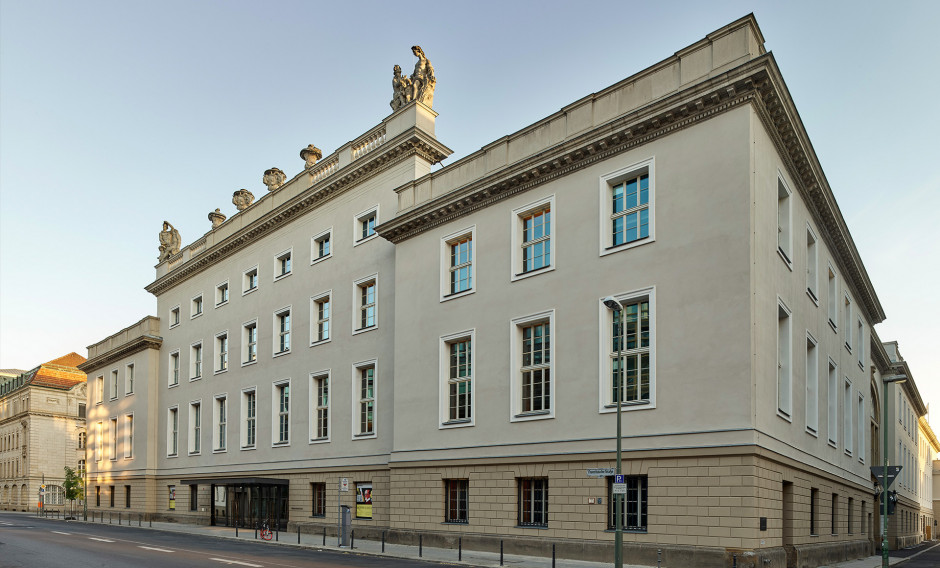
[[338, 478, 349, 547]]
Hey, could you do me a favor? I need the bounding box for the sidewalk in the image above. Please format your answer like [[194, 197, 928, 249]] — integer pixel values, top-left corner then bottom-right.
[[819, 541, 940, 568]]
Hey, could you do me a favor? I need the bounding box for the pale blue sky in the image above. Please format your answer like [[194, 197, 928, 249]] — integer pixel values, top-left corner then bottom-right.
[[1, 1, 938, 412]]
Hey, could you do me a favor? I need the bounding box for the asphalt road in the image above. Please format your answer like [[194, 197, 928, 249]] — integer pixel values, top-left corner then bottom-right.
[[891, 541, 940, 568], [0, 512, 454, 568]]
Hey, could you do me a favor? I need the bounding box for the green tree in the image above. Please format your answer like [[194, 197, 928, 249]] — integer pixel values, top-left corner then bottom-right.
[[63, 465, 83, 518]]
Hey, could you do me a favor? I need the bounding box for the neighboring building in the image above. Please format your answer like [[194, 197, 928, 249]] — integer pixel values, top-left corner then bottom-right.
[[83, 14, 913, 567], [0, 353, 87, 512], [933, 458, 940, 539], [916, 417, 937, 540]]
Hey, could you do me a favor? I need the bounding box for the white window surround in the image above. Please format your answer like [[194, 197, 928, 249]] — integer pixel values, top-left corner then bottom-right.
[[511, 195, 555, 282], [511, 310, 556, 422], [169, 305, 181, 329], [777, 173, 793, 270], [597, 286, 656, 413], [856, 318, 864, 369], [240, 386, 257, 450], [598, 157, 655, 257], [805, 331, 819, 436], [352, 274, 379, 335], [242, 265, 259, 296], [828, 358, 838, 447], [109, 417, 118, 460], [216, 280, 230, 307], [191, 293, 204, 319], [125, 362, 135, 396], [214, 330, 229, 374], [843, 378, 853, 456], [309, 291, 332, 347], [188, 400, 202, 455], [272, 306, 292, 357], [190, 341, 203, 381], [309, 370, 331, 444], [123, 412, 134, 459], [857, 393, 865, 463], [274, 248, 293, 281], [353, 205, 379, 246], [241, 318, 259, 367], [777, 299, 793, 421], [109, 369, 119, 400], [827, 264, 838, 333], [95, 376, 104, 404], [272, 378, 291, 447], [166, 406, 179, 457], [440, 225, 476, 302], [843, 293, 853, 353], [213, 394, 228, 453], [311, 227, 333, 265], [439, 329, 476, 429], [806, 224, 819, 304], [351, 359, 378, 440], [168, 350, 180, 388]]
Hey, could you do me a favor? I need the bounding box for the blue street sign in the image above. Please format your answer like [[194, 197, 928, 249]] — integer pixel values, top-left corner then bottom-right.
[[614, 475, 625, 484]]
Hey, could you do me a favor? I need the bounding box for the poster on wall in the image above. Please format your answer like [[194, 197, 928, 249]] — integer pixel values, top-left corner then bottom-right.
[[356, 482, 372, 519], [169, 485, 176, 510]]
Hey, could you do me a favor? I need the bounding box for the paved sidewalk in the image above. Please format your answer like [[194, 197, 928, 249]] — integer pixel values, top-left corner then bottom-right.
[[819, 541, 940, 568]]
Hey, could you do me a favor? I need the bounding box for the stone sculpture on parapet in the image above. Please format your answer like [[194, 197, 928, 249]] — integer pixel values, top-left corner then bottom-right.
[[158, 221, 181, 261], [208, 208, 226, 229], [263, 167, 286, 191], [300, 144, 322, 169], [390, 45, 435, 111], [232, 189, 255, 211]]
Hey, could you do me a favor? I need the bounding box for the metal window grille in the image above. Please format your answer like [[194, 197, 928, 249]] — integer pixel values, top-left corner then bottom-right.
[[445, 479, 469, 523], [518, 478, 548, 527]]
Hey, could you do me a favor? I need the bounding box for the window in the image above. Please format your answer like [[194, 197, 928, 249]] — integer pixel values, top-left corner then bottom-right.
[[78, 459, 85, 476], [777, 301, 792, 418], [608, 476, 648, 531], [168, 485, 175, 510], [216, 332, 228, 372], [806, 334, 818, 435], [777, 177, 792, 266], [243, 320, 258, 364], [828, 360, 838, 446], [600, 290, 654, 412], [312, 228, 332, 264], [169, 351, 180, 386], [167, 407, 178, 456], [125, 363, 135, 395], [273, 381, 290, 445], [355, 362, 376, 437], [311, 372, 330, 441], [96, 376, 104, 403], [95, 421, 103, 461], [78, 432, 86, 449], [274, 249, 292, 280], [806, 227, 818, 301], [216, 281, 229, 307], [600, 160, 654, 256], [110, 370, 118, 400], [445, 479, 469, 523], [243, 266, 259, 294], [827, 265, 837, 330], [274, 308, 291, 355], [191, 342, 203, 380], [170, 306, 181, 328], [355, 206, 378, 243], [110, 486, 115, 508], [441, 332, 473, 426], [124, 414, 133, 458], [512, 197, 553, 279], [214, 396, 227, 452], [843, 379, 853, 455], [810, 488, 818, 535], [510, 312, 554, 421], [125, 486, 131, 509], [189, 402, 201, 454], [191, 294, 204, 318], [856, 319, 864, 368], [843, 294, 852, 352], [95, 486, 101, 507], [354, 275, 377, 332], [518, 478, 548, 527], [311, 293, 331, 344], [441, 227, 475, 300], [857, 394, 865, 461], [109, 418, 117, 459], [78, 403, 85, 418], [311, 482, 326, 517], [831, 494, 838, 535], [190, 485, 198, 511], [242, 389, 256, 448]]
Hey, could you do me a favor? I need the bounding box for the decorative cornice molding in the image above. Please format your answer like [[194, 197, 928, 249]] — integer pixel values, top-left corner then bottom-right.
[[145, 129, 450, 296], [78, 335, 162, 373]]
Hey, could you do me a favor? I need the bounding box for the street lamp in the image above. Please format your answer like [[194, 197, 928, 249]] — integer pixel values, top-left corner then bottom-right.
[[880, 373, 906, 568], [602, 296, 624, 568]]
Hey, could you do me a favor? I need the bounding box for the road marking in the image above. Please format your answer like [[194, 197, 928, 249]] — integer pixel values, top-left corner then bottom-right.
[[89, 537, 114, 542], [210, 559, 263, 567], [51, 531, 71, 535], [138, 546, 174, 553]]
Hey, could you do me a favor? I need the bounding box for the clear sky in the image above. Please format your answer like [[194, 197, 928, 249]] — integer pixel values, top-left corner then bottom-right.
[[1, 1, 937, 414]]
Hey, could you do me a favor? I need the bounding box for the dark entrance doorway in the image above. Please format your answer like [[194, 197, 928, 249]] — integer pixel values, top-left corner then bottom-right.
[[181, 477, 289, 530]]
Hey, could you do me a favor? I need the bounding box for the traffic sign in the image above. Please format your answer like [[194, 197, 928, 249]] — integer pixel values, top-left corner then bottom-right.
[[614, 475, 625, 484], [871, 466, 902, 489], [586, 468, 615, 477], [612, 483, 627, 495], [40, 484, 46, 490], [340, 478, 349, 492]]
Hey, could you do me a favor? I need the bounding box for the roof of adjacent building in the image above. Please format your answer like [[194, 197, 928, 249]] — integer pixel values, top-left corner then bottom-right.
[[0, 368, 27, 377], [1, 352, 87, 395]]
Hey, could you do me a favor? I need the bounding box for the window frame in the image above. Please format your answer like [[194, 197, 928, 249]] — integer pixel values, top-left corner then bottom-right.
[[109, 417, 118, 460], [189, 400, 202, 455], [439, 329, 475, 428], [242, 319, 258, 366], [213, 394, 227, 453], [510, 310, 555, 422], [191, 293, 204, 319], [827, 264, 838, 332], [123, 413, 134, 459], [511, 195, 555, 281], [354, 205, 379, 246], [843, 378, 853, 456], [309, 371, 331, 444], [776, 175, 793, 269], [241, 387, 257, 450], [166, 406, 179, 457], [517, 477, 548, 528], [273, 306, 292, 356], [598, 287, 656, 413], [352, 359, 378, 439], [856, 318, 865, 370], [777, 298, 793, 421], [215, 330, 229, 374], [310, 291, 332, 346], [440, 226, 476, 301], [109, 369, 119, 401], [190, 341, 203, 381], [311, 482, 327, 517], [96, 375, 104, 404], [828, 359, 838, 447], [274, 248, 293, 281], [352, 274, 378, 334], [806, 225, 819, 304], [599, 158, 655, 257], [169, 305, 181, 329], [444, 479, 469, 524], [805, 332, 819, 436], [272, 379, 291, 447], [857, 393, 865, 463], [843, 293, 853, 353], [125, 362, 135, 396], [242, 265, 259, 296], [215, 280, 230, 307], [311, 227, 333, 266], [168, 350, 180, 387]]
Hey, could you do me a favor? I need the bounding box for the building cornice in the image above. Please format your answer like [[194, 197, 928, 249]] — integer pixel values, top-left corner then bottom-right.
[[920, 417, 940, 452], [378, 55, 885, 325], [870, 329, 892, 372], [144, 128, 451, 297], [78, 334, 163, 373]]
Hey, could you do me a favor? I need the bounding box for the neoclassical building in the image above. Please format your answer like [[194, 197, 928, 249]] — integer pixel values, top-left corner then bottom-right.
[[81, 15, 929, 568], [0, 353, 87, 512]]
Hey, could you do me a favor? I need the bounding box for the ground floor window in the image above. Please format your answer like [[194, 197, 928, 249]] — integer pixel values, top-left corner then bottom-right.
[[125, 486, 131, 508], [311, 483, 326, 517], [607, 476, 647, 531], [190, 484, 198, 511], [518, 478, 548, 527], [109, 485, 115, 508], [445, 479, 468, 523], [96, 486, 100, 507]]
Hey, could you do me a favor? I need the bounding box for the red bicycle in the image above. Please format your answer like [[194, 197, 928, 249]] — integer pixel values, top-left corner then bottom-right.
[[259, 520, 273, 541]]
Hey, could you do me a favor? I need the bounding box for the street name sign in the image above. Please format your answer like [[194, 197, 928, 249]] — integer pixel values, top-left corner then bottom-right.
[[586, 468, 615, 477], [871, 466, 902, 489]]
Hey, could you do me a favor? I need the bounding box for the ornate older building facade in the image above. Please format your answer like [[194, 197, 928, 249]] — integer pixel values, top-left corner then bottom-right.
[[80, 15, 934, 568]]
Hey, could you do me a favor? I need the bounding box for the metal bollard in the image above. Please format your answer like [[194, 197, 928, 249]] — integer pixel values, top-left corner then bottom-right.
[[552, 543, 556, 568], [419, 534, 422, 557], [236, 523, 238, 538], [350, 529, 354, 549], [275, 525, 278, 542], [255, 526, 258, 539], [733, 553, 737, 568], [500, 540, 504, 566], [109, 512, 112, 524], [323, 527, 326, 546], [658, 548, 662, 567], [149, 515, 152, 528], [119, 512, 122, 525], [298, 526, 300, 544], [382, 530, 386, 553], [459, 537, 462, 561]]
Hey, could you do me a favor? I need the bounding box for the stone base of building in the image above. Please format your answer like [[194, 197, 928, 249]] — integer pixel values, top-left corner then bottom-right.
[[784, 539, 871, 568]]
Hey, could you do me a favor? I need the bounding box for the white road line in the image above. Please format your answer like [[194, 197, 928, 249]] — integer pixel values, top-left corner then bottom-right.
[[138, 546, 174, 553], [89, 537, 114, 542], [209, 559, 263, 567], [51, 531, 71, 535]]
